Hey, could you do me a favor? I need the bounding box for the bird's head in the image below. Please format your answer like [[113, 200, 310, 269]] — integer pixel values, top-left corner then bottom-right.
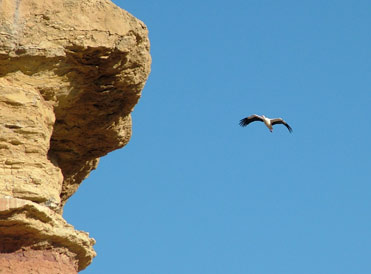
[[270, 128, 273, 133]]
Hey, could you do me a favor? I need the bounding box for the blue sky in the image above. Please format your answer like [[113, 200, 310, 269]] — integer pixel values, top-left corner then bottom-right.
[[64, 0, 371, 273]]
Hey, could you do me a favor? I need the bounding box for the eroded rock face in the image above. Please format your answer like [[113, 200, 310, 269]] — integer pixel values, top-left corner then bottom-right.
[[0, 0, 151, 271], [0, 249, 78, 274], [0, 81, 63, 205], [0, 196, 95, 271]]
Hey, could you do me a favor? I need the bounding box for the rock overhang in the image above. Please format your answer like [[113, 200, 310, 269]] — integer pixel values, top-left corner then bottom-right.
[[0, 0, 151, 271]]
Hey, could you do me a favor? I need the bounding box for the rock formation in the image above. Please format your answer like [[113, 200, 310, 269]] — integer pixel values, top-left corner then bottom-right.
[[0, 0, 151, 272]]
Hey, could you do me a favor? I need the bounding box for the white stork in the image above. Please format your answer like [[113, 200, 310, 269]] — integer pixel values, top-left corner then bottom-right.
[[239, 114, 293, 133]]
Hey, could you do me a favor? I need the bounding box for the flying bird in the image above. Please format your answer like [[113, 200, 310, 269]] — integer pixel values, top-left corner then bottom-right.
[[239, 114, 292, 133]]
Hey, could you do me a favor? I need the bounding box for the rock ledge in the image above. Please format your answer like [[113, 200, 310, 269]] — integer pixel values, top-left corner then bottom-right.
[[0, 196, 95, 270]]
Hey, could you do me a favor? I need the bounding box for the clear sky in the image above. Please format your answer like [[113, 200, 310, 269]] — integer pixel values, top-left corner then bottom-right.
[[63, 0, 371, 273]]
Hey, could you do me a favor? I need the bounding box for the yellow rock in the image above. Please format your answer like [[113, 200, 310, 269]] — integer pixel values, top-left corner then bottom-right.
[[0, 0, 151, 271]]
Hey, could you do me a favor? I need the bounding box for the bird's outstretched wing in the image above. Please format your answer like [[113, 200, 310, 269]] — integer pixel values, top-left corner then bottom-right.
[[271, 118, 293, 133], [239, 114, 264, 127]]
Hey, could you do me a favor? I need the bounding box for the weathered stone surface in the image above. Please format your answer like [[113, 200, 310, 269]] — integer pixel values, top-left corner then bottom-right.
[[0, 249, 77, 274], [0, 0, 151, 271], [0, 0, 151, 209], [0, 196, 95, 271], [0, 80, 63, 206]]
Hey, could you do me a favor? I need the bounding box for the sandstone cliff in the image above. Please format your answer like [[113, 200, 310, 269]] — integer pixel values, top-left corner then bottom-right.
[[0, 0, 151, 272]]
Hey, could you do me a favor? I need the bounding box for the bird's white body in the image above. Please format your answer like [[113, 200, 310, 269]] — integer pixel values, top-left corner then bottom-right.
[[261, 115, 273, 131]]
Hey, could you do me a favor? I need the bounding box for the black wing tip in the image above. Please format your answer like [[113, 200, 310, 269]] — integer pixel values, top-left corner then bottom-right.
[[239, 119, 248, 127]]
